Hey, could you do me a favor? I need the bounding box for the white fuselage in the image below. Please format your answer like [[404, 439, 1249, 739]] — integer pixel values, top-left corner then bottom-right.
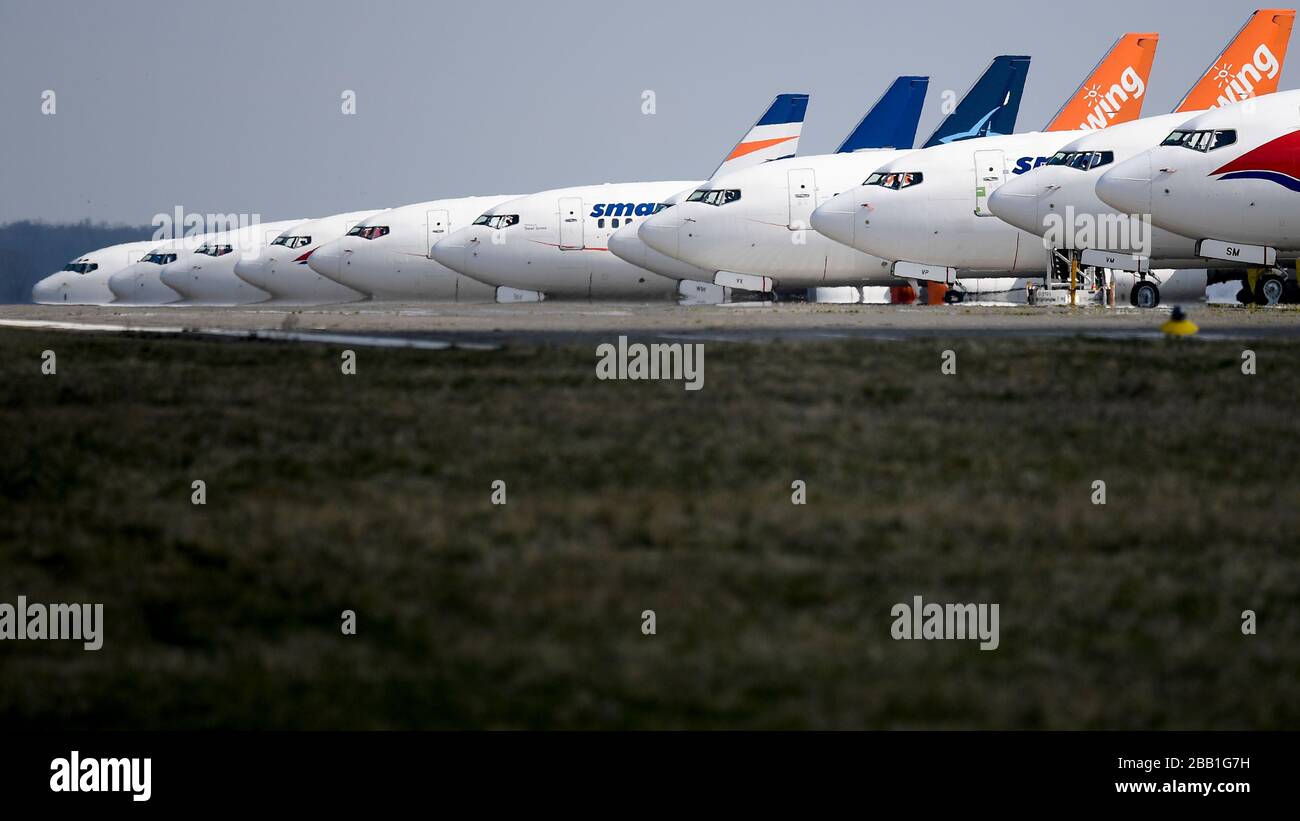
[[307, 196, 519, 302], [987, 113, 1214, 267], [431, 182, 697, 300], [606, 187, 718, 285], [637, 151, 910, 288], [233, 211, 381, 304], [159, 220, 301, 305], [1097, 90, 1300, 254], [812, 131, 1093, 274], [32, 240, 158, 305]]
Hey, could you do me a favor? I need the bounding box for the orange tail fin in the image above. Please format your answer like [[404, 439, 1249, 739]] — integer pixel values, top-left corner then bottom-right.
[[1044, 33, 1160, 132], [1174, 9, 1295, 113]]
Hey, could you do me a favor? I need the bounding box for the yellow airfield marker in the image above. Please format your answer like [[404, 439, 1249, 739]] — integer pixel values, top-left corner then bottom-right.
[[1161, 306, 1199, 337]]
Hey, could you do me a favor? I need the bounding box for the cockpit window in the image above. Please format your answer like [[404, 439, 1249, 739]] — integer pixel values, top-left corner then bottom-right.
[[1160, 129, 1238, 153], [472, 214, 519, 229], [142, 253, 178, 265], [272, 235, 312, 249], [345, 225, 390, 240], [196, 244, 234, 257], [62, 262, 99, 274], [1046, 150, 1115, 171], [685, 188, 741, 206], [864, 172, 924, 190]]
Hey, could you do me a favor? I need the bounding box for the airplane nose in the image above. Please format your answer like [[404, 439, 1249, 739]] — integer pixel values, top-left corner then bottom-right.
[[607, 224, 646, 267], [637, 213, 680, 259], [31, 274, 64, 303], [1096, 154, 1154, 216], [810, 197, 857, 248], [107, 269, 135, 301], [431, 234, 468, 274], [159, 262, 187, 292], [986, 179, 1041, 234], [233, 257, 268, 288], [308, 241, 341, 278]]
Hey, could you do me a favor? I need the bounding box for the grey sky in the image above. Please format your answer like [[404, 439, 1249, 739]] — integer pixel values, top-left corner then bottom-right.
[[1, 0, 1293, 225]]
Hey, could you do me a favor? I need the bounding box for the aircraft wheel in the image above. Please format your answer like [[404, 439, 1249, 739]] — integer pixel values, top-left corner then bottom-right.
[[1236, 284, 1255, 305], [943, 290, 965, 305], [1133, 281, 1160, 309], [1258, 274, 1285, 306]]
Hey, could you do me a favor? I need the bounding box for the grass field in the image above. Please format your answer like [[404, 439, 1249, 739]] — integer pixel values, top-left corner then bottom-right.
[[1, 327, 1298, 729]]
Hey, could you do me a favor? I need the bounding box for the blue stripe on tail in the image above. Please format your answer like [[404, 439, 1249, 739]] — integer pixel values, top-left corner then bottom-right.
[[755, 93, 811, 126]]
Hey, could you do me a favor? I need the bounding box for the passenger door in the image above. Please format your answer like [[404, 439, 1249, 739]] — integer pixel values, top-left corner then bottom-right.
[[559, 197, 585, 250], [973, 149, 1005, 217], [426, 209, 450, 258]]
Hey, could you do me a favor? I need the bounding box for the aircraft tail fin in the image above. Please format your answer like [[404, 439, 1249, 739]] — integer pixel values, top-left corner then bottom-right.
[[1043, 32, 1159, 131], [836, 76, 929, 152], [922, 55, 1030, 148], [709, 93, 810, 180], [1174, 9, 1294, 113]]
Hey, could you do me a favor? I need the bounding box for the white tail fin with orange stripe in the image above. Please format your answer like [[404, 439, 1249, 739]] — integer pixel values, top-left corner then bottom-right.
[[1044, 32, 1160, 132], [709, 94, 809, 179]]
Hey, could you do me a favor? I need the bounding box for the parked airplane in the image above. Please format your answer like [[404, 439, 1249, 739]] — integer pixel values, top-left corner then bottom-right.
[[107, 231, 222, 304], [305, 196, 526, 302], [233, 211, 381, 303], [32, 240, 159, 304], [810, 33, 1159, 288], [1097, 87, 1300, 304], [987, 9, 1294, 307], [612, 78, 930, 298], [159, 219, 304, 305], [428, 94, 813, 299], [636, 61, 1030, 292]]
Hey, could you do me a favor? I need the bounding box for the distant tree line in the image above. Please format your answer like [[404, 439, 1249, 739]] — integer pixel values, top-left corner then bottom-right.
[[0, 220, 154, 303]]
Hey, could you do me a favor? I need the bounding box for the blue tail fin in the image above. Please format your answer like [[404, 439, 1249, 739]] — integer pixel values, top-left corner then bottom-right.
[[836, 76, 929, 152], [922, 55, 1030, 148]]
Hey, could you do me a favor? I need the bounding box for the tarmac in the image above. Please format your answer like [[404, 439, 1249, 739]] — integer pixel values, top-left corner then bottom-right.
[[3, 300, 1300, 347]]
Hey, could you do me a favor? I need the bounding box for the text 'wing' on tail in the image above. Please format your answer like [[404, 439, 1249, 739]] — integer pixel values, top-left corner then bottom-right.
[[1043, 32, 1159, 132], [1174, 8, 1295, 113]]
